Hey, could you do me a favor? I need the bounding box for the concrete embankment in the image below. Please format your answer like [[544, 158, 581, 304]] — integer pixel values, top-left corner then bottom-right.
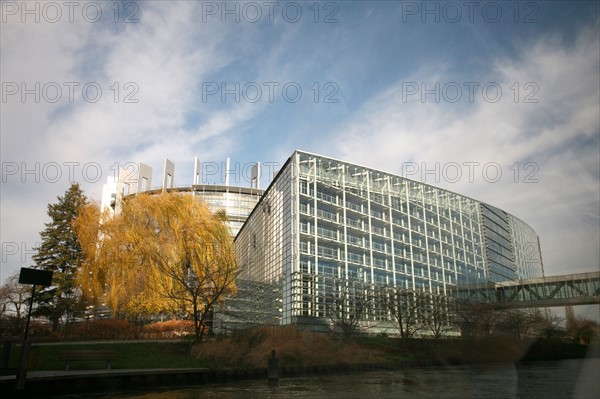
[[0, 363, 393, 398]]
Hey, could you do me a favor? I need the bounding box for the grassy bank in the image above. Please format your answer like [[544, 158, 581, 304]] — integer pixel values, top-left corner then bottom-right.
[[191, 326, 387, 368], [4, 341, 212, 371], [1, 329, 593, 372]]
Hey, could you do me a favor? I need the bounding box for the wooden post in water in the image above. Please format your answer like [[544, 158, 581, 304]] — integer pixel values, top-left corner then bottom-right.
[[268, 349, 279, 385]]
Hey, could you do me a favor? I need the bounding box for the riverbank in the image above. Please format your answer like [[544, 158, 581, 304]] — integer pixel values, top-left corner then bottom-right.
[[2, 331, 594, 372], [190, 326, 594, 369], [1, 332, 596, 397], [1, 346, 595, 398]]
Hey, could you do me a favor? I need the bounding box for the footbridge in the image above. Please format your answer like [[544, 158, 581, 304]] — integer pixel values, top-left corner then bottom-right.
[[452, 271, 600, 309]]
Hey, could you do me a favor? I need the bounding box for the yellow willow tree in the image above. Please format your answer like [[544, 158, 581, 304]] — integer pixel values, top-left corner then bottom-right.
[[74, 193, 238, 341]]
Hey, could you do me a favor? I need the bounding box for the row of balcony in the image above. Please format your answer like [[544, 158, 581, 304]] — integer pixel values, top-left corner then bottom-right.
[[299, 224, 483, 259], [300, 187, 478, 226], [299, 243, 482, 271], [300, 203, 481, 241]]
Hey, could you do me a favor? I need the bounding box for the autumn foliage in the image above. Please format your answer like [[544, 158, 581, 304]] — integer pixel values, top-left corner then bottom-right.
[[71, 319, 137, 340], [74, 193, 238, 341]]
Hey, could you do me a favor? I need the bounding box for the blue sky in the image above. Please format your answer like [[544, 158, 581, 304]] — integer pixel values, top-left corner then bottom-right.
[[1, 0, 599, 304]]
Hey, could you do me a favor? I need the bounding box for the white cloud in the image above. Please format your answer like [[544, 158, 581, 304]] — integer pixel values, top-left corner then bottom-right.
[[328, 24, 600, 276], [1, 2, 598, 286], [0, 2, 259, 280]]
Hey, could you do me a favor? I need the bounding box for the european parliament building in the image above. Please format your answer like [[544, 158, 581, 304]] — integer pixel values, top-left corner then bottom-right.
[[101, 158, 264, 237], [232, 150, 544, 332], [101, 151, 544, 334]]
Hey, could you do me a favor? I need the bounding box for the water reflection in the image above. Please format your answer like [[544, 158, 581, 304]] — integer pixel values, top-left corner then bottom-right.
[[64, 359, 596, 399]]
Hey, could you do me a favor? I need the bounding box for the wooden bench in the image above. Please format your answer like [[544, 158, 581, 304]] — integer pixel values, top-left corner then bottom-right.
[[58, 350, 117, 371]]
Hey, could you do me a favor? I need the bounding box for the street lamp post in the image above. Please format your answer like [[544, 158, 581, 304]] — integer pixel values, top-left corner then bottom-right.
[[16, 267, 53, 390]]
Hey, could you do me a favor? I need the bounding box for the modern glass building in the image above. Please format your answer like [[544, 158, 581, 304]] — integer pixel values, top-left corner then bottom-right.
[[233, 150, 544, 332], [142, 185, 263, 237], [101, 159, 264, 238]]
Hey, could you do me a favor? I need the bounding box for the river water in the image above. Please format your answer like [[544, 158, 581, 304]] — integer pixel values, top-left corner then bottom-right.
[[65, 358, 599, 399]]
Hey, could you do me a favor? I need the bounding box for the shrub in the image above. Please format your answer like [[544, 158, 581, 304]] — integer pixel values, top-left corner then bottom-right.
[[142, 320, 195, 339], [191, 325, 385, 368], [0, 316, 25, 340], [71, 319, 136, 340]]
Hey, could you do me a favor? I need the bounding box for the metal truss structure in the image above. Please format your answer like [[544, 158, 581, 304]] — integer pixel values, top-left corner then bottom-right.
[[452, 271, 600, 308]]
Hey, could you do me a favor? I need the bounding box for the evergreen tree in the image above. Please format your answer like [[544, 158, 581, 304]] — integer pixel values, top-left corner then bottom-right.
[[32, 183, 88, 331]]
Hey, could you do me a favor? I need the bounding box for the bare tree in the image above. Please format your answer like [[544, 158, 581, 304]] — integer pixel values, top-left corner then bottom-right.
[[420, 292, 457, 339], [531, 310, 564, 340], [565, 306, 599, 344], [326, 279, 370, 341], [386, 288, 422, 339], [0, 273, 30, 320], [496, 309, 538, 341], [0, 272, 32, 339], [455, 301, 498, 342]]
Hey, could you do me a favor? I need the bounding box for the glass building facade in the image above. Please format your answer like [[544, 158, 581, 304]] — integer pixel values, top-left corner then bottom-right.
[[234, 151, 544, 331], [122, 185, 263, 238], [189, 185, 264, 237], [102, 158, 265, 238]]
